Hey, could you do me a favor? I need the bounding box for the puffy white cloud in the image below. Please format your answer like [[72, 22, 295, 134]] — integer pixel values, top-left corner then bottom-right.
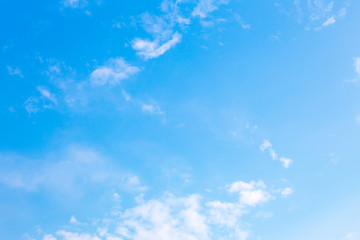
[[279, 157, 292, 168], [259, 139, 272, 152], [35, 179, 293, 240], [117, 194, 209, 240], [90, 58, 140, 86], [206, 201, 244, 227], [7, 66, 24, 78], [132, 32, 182, 60], [228, 180, 271, 206]]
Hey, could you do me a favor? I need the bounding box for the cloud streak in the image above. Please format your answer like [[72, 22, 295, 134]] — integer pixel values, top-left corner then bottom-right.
[[132, 32, 182, 60], [7, 66, 24, 78], [259, 139, 293, 168], [192, 0, 230, 18]]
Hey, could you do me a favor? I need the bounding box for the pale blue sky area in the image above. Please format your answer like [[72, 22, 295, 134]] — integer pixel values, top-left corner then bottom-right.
[[1, 0, 360, 240]]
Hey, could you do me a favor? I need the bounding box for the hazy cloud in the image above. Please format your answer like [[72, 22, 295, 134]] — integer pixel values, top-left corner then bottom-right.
[[90, 58, 140, 85]]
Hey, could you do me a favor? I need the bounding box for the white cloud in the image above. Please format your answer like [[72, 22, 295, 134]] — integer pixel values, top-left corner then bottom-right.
[[24, 87, 57, 114], [269, 148, 278, 160], [140, 12, 174, 40], [141, 104, 164, 115], [278, 0, 347, 30], [117, 194, 210, 240], [43, 234, 57, 240], [322, 15, 336, 27], [36, 179, 293, 240], [259, 139, 293, 168], [228, 180, 271, 206], [354, 58, 360, 75], [348, 58, 360, 84], [69, 216, 81, 225], [259, 139, 272, 152], [37, 86, 58, 105], [132, 32, 182, 60], [90, 58, 140, 85], [7, 66, 24, 78], [132, 0, 231, 61], [56, 231, 100, 240], [160, 0, 191, 25], [307, 0, 334, 22], [279, 157, 292, 168], [206, 201, 244, 227], [281, 187, 294, 197], [192, 0, 229, 18]]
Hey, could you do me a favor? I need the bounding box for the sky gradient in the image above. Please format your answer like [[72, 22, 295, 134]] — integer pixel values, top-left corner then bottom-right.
[[1, 0, 360, 240]]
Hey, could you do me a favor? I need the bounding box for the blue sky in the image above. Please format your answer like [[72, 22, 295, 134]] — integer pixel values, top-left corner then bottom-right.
[[1, 0, 360, 239]]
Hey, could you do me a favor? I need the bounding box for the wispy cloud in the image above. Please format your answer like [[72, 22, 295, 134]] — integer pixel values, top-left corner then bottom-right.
[[141, 103, 164, 115], [132, 32, 182, 60], [24, 87, 57, 114], [131, 0, 235, 60], [192, 0, 230, 18], [37, 86, 58, 105], [281, 187, 294, 197], [0, 146, 146, 194], [322, 15, 336, 27], [259, 139, 293, 168], [62, 0, 87, 8], [276, 0, 349, 30], [69, 216, 82, 225], [7, 66, 24, 78], [90, 58, 140, 86]]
